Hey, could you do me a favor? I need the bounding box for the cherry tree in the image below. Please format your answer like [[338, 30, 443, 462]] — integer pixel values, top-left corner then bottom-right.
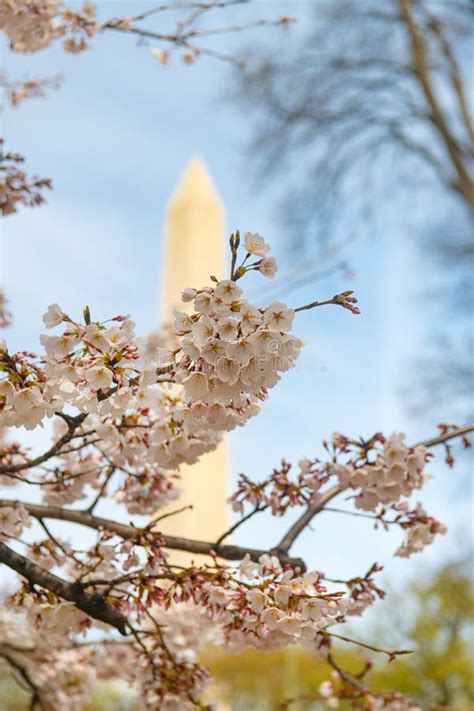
[[1, 229, 472, 709], [1, 3, 473, 710]]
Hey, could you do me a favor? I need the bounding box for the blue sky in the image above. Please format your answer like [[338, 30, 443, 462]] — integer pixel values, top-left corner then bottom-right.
[[1, 1, 471, 610]]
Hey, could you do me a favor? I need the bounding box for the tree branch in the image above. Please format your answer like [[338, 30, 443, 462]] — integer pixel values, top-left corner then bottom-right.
[[420, 1, 474, 145], [214, 503, 268, 548], [274, 485, 343, 554], [0, 413, 87, 475], [415, 422, 474, 448], [0, 501, 305, 570], [0, 542, 129, 634], [398, 0, 473, 209], [274, 422, 474, 553]]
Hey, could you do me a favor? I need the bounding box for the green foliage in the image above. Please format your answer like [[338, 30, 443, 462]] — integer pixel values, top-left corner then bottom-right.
[[372, 558, 474, 706], [0, 660, 31, 711], [82, 680, 138, 711], [0, 671, 138, 711], [201, 645, 358, 710]]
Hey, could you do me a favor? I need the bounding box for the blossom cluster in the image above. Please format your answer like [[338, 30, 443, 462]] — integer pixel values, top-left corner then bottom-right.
[[0, 604, 136, 711], [199, 554, 348, 652], [0, 139, 52, 216], [0, 0, 97, 53], [229, 457, 328, 516], [0, 243, 306, 517], [0, 233, 306, 517], [0, 501, 31, 541], [333, 433, 429, 511], [174, 282, 303, 409], [0, 71, 61, 108], [0, 0, 62, 52], [229, 431, 447, 558], [0, 541, 372, 709], [318, 672, 422, 711], [393, 503, 447, 558], [0, 306, 140, 430]]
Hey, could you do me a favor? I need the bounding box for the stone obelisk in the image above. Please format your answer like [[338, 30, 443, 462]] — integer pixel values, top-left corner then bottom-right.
[[159, 158, 229, 562]]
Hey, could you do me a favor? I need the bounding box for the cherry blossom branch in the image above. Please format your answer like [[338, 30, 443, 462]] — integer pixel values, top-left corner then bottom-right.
[[0, 140, 52, 217], [274, 422, 473, 554], [0, 542, 129, 634], [0, 464, 102, 487], [325, 631, 413, 661], [147, 504, 194, 526], [321, 507, 400, 523], [128, 0, 245, 23], [274, 485, 343, 554], [214, 503, 268, 547], [84, 464, 115, 514], [282, 651, 434, 711], [294, 291, 360, 315], [326, 652, 368, 694], [0, 412, 87, 475], [0, 72, 61, 109], [0, 501, 306, 570], [415, 422, 474, 448], [102, 3, 293, 67], [37, 517, 79, 564]]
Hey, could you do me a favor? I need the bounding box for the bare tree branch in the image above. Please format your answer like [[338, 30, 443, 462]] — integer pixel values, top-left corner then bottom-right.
[[275, 485, 343, 554], [102, 3, 293, 67], [0, 413, 87, 475], [415, 422, 474, 448], [418, 0, 474, 145], [397, 0, 473, 209]]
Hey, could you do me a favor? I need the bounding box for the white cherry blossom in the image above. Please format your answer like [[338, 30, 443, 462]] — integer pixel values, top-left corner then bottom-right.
[[244, 232, 271, 256], [259, 256, 278, 278], [264, 301, 295, 332], [42, 303, 64, 328]]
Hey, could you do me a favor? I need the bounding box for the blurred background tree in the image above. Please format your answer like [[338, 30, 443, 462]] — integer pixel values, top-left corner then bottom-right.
[[371, 556, 474, 706], [0, 667, 138, 710], [233, 0, 472, 239], [230, 0, 473, 420]]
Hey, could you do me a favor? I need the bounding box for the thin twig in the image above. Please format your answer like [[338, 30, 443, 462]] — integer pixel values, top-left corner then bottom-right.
[[37, 518, 82, 566], [321, 507, 399, 524], [0, 413, 87, 475], [415, 422, 474, 448], [326, 631, 413, 659], [214, 503, 268, 548], [0, 542, 129, 634], [294, 297, 339, 313], [275, 485, 343, 553], [84, 465, 116, 514], [129, 1, 246, 24], [147, 504, 194, 527]]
